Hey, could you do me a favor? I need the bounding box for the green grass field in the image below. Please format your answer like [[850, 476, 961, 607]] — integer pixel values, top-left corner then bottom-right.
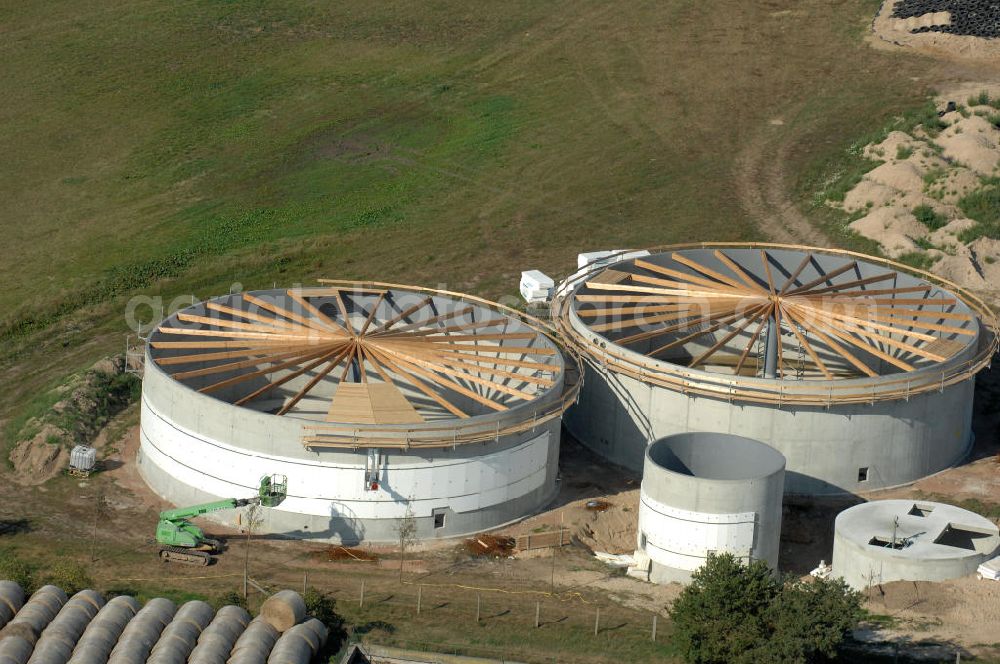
[[0, 1, 954, 659]]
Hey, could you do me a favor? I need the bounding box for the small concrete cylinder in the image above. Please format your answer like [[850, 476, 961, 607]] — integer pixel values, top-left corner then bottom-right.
[[635, 433, 785, 584], [833, 499, 1000, 590]]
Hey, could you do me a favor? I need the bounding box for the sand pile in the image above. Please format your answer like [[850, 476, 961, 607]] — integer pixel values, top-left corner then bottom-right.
[[833, 96, 1000, 293]]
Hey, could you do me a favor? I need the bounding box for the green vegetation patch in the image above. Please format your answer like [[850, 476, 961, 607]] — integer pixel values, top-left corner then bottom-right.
[[897, 251, 939, 271], [4, 359, 140, 465], [957, 183, 1000, 242], [911, 204, 947, 230]]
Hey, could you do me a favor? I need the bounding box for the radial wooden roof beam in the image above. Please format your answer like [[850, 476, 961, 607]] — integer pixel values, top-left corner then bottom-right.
[[783, 261, 859, 296], [713, 250, 768, 294], [633, 258, 747, 294], [777, 253, 814, 295], [287, 290, 351, 336], [277, 345, 355, 415], [670, 252, 748, 291], [760, 250, 777, 296], [782, 306, 877, 377], [243, 293, 342, 336], [233, 347, 347, 406], [688, 303, 769, 368]]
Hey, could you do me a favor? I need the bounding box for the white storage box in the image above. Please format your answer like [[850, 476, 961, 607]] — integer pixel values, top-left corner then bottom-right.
[[69, 445, 96, 472], [978, 557, 1000, 581], [520, 270, 554, 304]]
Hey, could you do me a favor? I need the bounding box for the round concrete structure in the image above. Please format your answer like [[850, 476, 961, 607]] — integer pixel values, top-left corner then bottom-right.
[[634, 433, 785, 584], [554, 243, 997, 495], [138, 282, 579, 543], [832, 499, 1000, 590]]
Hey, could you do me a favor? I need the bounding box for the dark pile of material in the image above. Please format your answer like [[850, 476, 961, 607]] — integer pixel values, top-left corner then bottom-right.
[[891, 0, 1000, 38]]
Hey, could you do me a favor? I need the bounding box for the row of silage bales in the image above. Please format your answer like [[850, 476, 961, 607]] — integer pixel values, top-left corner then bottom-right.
[[0, 586, 68, 659], [188, 606, 250, 664], [0, 583, 323, 664], [0, 583, 25, 631], [226, 619, 279, 664], [146, 601, 214, 664], [27, 590, 105, 664], [0, 587, 66, 643], [266, 619, 327, 664], [106, 598, 175, 664], [67, 596, 140, 664]]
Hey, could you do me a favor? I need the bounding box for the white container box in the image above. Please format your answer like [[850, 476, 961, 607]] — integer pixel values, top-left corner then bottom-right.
[[520, 270, 554, 304], [69, 445, 96, 472], [978, 557, 1000, 581]]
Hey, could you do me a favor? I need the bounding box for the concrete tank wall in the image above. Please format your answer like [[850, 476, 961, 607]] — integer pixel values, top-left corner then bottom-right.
[[138, 353, 563, 543], [567, 361, 975, 495], [635, 433, 785, 584]]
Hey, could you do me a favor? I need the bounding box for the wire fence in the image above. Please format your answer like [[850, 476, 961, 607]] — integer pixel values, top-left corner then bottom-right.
[[246, 564, 669, 662]]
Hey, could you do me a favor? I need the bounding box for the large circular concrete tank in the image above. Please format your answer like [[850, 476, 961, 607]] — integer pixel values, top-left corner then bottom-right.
[[139, 281, 580, 543], [553, 243, 998, 495], [634, 433, 785, 583], [832, 499, 1000, 590]]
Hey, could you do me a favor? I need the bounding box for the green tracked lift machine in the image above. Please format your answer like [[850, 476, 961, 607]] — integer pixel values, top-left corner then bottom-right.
[[155, 474, 287, 565]]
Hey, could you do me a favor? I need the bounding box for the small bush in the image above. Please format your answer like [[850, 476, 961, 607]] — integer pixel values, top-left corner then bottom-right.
[[912, 204, 948, 230], [0, 549, 35, 592], [214, 591, 247, 610], [922, 166, 947, 188], [969, 90, 992, 107], [303, 587, 348, 655], [897, 251, 938, 271], [913, 237, 934, 250], [38, 560, 92, 595], [895, 145, 913, 160]]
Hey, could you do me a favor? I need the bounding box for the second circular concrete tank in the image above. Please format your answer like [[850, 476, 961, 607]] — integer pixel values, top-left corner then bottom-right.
[[635, 433, 785, 584]]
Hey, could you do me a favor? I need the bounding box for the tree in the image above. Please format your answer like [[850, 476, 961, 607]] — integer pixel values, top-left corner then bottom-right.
[[668, 553, 863, 664], [755, 577, 864, 663], [669, 553, 778, 664], [242, 502, 263, 601], [394, 500, 417, 583]]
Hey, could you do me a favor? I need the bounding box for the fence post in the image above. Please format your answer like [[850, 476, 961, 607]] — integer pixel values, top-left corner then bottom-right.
[[302, 572, 307, 595], [652, 614, 657, 641], [359, 580, 365, 609], [535, 601, 540, 628], [417, 586, 422, 615], [594, 607, 600, 636], [475, 594, 481, 623]]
